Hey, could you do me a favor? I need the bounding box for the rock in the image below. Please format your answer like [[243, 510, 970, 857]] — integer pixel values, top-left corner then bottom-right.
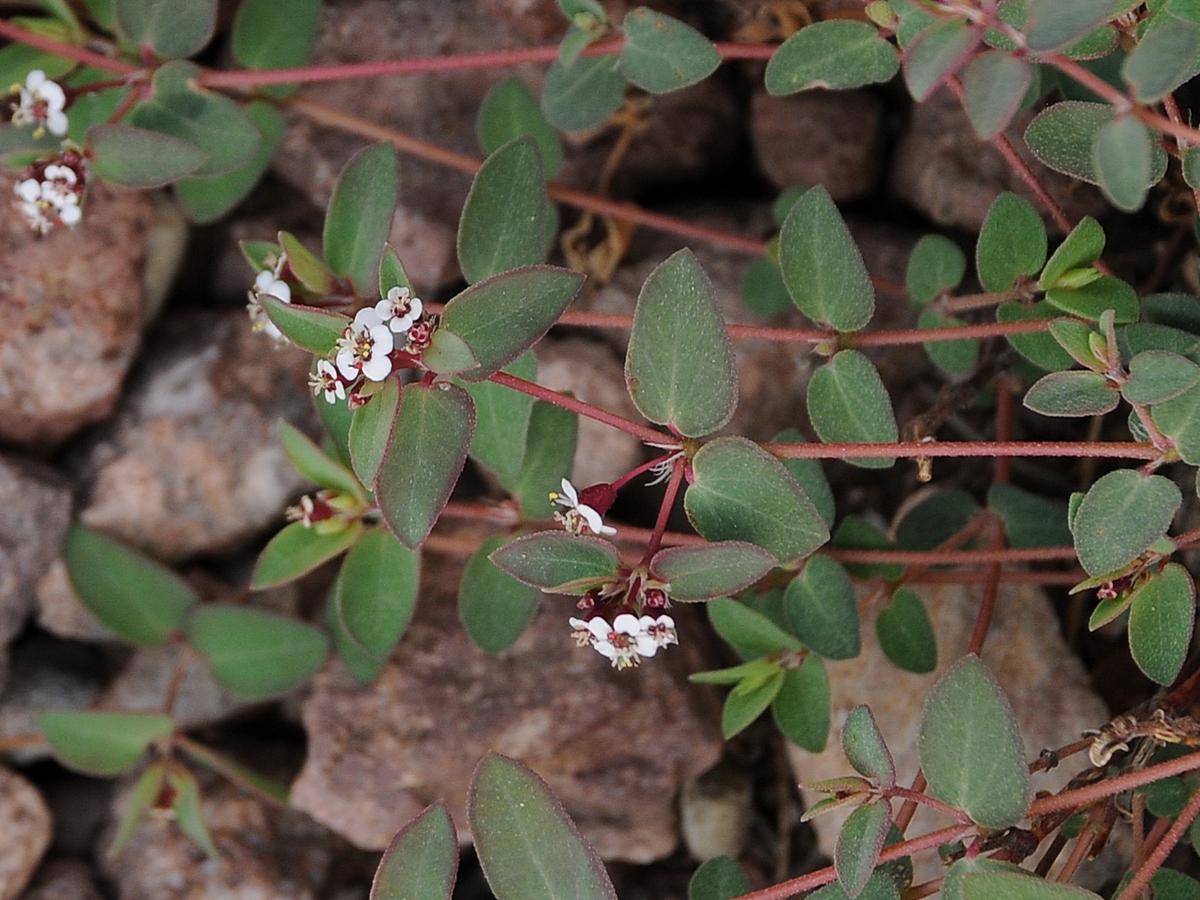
[[19, 860, 103, 900], [0, 766, 51, 900], [75, 310, 318, 562], [0, 172, 156, 448], [34, 561, 115, 644], [534, 337, 644, 486], [680, 761, 754, 861], [0, 456, 71, 691], [787, 581, 1111, 883], [751, 89, 886, 201], [891, 87, 1106, 233], [95, 645, 246, 729], [290, 526, 724, 861], [99, 771, 337, 900]]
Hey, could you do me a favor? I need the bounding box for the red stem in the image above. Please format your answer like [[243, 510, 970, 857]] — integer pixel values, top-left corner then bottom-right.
[[888, 786, 973, 824], [1112, 782, 1200, 900], [0, 19, 136, 74], [641, 458, 684, 565], [1030, 750, 1200, 817], [768, 440, 1158, 460], [611, 451, 678, 491]]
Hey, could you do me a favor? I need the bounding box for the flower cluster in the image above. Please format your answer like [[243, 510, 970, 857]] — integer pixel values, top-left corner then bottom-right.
[[569, 613, 677, 669], [285, 489, 365, 534], [246, 255, 292, 344], [10, 70, 68, 137], [550, 478, 617, 537], [308, 285, 436, 407], [14, 150, 87, 235]]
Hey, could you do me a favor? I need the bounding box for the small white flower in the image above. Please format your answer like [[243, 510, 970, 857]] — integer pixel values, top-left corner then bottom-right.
[[640, 615, 677, 649], [247, 269, 292, 342], [335, 307, 394, 382], [568, 617, 593, 648], [309, 359, 347, 404], [11, 70, 68, 137], [550, 478, 616, 537], [586, 614, 658, 668], [375, 285, 423, 334], [254, 269, 291, 304], [14, 174, 79, 234]]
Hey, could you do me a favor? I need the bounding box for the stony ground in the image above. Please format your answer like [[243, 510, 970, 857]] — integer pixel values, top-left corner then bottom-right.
[[0, 1, 1182, 897]]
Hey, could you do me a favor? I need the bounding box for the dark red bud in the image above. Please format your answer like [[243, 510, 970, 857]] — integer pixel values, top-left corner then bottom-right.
[[578, 483, 616, 514]]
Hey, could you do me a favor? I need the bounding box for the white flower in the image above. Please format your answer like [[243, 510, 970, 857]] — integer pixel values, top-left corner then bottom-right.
[[14, 174, 79, 233], [247, 269, 292, 342], [640, 615, 677, 649], [335, 307, 394, 382], [550, 478, 616, 537], [586, 614, 658, 668], [375, 285, 423, 334], [254, 269, 291, 303], [309, 359, 346, 404], [569, 617, 594, 648], [11, 70, 68, 137]]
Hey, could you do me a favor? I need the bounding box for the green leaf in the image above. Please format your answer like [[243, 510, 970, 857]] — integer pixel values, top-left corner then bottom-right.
[[1045, 275, 1139, 324], [458, 136, 550, 284], [1048, 318, 1102, 368], [107, 760, 165, 858], [186, 604, 328, 699], [422, 328, 479, 376], [903, 19, 979, 101], [997, 301, 1071, 371], [960, 870, 1102, 900], [649, 541, 776, 601], [1088, 591, 1132, 630], [478, 77, 563, 177], [336, 527, 419, 658], [1025, 0, 1124, 52], [326, 579, 384, 684], [278, 419, 364, 499], [1093, 115, 1153, 212], [1070, 469, 1181, 576], [919, 310, 979, 375], [0, 121, 62, 168], [906, 235, 966, 305], [541, 56, 624, 131], [114, 0, 215, 58], [231, 0, 320, 97], [84, 123, 206, 188], [942, 859, 1040, 900], [459, 536, 542, 654], [349, 376, 401, 486], [691, 657, 781, 685], [918, 655, 1030, 828], [511, 400, 578, 519], [723, 667, 786, 738], [740, 256, 792, 316], [773, 654, 830, 751], [833, 516, 904, 580], [987, 484, 1072, 548], [1023, 370, 1120, 417], [379, 246, 413, 296], [708, 597, 802, 656], [167, 766, 217, 857], [976, 192, 1047, 293], [1184, 146, 1200, 192], [807, 350, 898, 468], [625, 249, 738, 437], [39, 709, 174, 777], [685, 436, 830, 562], [1128, 562, 1195, 685], [64, 524, 196, 646], [1041, 216, 1105, 288], [1025, 101, 1168, 187], [440, 266, 584, 382], [1153, 381, 1200, 464], [372, 804, 458, 900], [0, 40, 75, 93], [463, 352, 537, 484], [250, 520, 363, 589], [323, 142, 398, 293], [1123, 350, 1200, 405], [557, 0, 606, 23], [779, 186, 875, 331], [1120, 323, 1200, 359], [894, 483, 979, 548], [765, 20, 899, 94], [469, 753, 617, 900], [619, 7, 719, 93], [130, 62, 260, 178], [174, 100, 285, 224], [489, 530, 620, 593], [688, 856, 751, 900], [375, 382, 475, 549], [876, 588, 937, 674], [276, 231, 332, 296], [259, 295, 348, 356], [961, 51, 1032, 138], [1124, 19, 1200, 101], [1149, 869, 1200, 900], [837, 800, 892, 899], [811, 871, 900, 900], [774, 429, 837, 529], [784, 555, 860, 660], [842, 705, 895, 785]]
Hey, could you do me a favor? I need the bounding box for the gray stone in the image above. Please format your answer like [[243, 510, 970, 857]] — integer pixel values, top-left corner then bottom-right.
[[19, 860, 103, 900], [0, 766, 50, 900], [290, 522, 723, 861]]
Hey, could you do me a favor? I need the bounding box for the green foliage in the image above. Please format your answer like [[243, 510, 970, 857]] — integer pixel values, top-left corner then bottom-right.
[[335, 527, 419, 661], [84, 123, 206, 187], [490, 531, 621, 593], [323, 142, 398, 294], [987, 484, 1072, 548], [250, 520, 364, 589], [1123, 19, 1200, 101], [706, 597, 800, 656], [477, 77, 563, 177], [1025, 102, 1167, 189], [349, 376, 401, 485], [618, 8, 719, 94], [1128, 563, 1195, 685], [114, 0, 215, 58], [876, 588, 937, 674], [806, 350, 898, 468], [977, 193, 1047, 293], [765, 21, 899, 94], [259, 295, 348, 356], [463, 353, 537, 485], [40, 709, 173, 776], [371, 804, 458, 900], [649, 542, 776, 601], [906, 235, 965, 305], [773, 655, 830, 751], [784, 555, 861, 660], [903, 19, 979, 101], [230, 0, 320, 96], [961, 51, 1032, 138], [508, 400, 578, 519], [919, 310, 979, 375], [1092, 115, 1153, 211], [837, 800, 892, 899], [1070, 469, 1181, 576], [541, 57, 624, 131], [722, 666, 785, 738], [688, 856, 750, 900], [775, 429, 837, 528], [842, 705, 895, 786], [1023, 370, 1119, 417], [278, 419, 364, 500], [459, 536, 541, 654]]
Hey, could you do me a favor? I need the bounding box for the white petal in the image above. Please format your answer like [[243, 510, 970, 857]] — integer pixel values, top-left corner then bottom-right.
[[612, 613, 642, 636], [45, 110, 68, 136], [655, 615, 675, 629], [387, 285, 408, 302], [587, 618, 612, 641], [592, 642, 617, 659], [25, 70, 46, 90], [559, 478, 578, 504], [568, 617, 590, 630], [335, 349, 358, 380], [369, 325, 394, 355], [43, 165, 74, 183], [598, 522, 617, 537], [577, 505, 605, 534], [57, 202, 81, 225], [316, 358, 338, 378], [15, 179, 40, 202], [361, 353, 392, 382], [374, 298, 393, 320], [635, 634, 658, 656], [353, 307, 385, 329]]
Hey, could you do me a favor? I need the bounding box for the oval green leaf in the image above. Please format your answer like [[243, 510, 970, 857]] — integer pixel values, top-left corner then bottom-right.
[[1070, 468, 1181, 576], [468, 752, 617, 900], [511, 400, 578, 519], [723, 667, 786, 738], [987, 483, 1072, 549], [685, 436, 830, 563], [459, 535, 542, 654], [541, 56, 624, 131], [773, 654, 830, 751], [249, 520, 364, 589], [1044, 275, 1138, 324], [961, 50, 1031, 139], [1124, 19, 1200, 102], [903, 18, 979, 101], [479, 77, 563, 177], [372, 804, 458, 900], [1128, 562, 1195, 685], [708, 596, 801, 656], [1123, 350, 1200, 405], [40, 709, 174, 777], [489, 530, 621, 593], [960, 870, 1103, 900], [323, 142, 398, 293], [837, 800, 892, 899], [1093, 115, 1152, 212], [906, 234, 966, 305], [649, 541, 776, 602], [997, 301, 1071, 371], [259, 295, 349, 356], [463, 352, 537, 485], [775, 428, 837, 529], [1025, 101, 1167, 187], [375, 382, 475, 549], [278, 419, 364, 499], [619, 7, 720, 94], [625, 248, 738, 437], [349, 376, 401, 487], [115, 0, 215, 58], [918, 655, 1030, 828], [842, 705, 895, 786], [1025, 0, 1123, 52], [84, 123, 206, 188], [806, 350, 898, 468], [919, 310, 979, 376], [784, 554, 861, 660], [231, 0, 320, 96], [1152, 381, 1200, 464], [186, 604, 328, 699], [766, 20, 898, 94], [976, 192, 1047, 293], [336, 526, 419, 658], [688, 856, 750, 900], [1023, 370, 1120, 417]]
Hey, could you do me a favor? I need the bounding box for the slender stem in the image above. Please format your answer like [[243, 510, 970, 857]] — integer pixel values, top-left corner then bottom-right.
[[1030, 750, 1200, 816], [850, 317, 1054, 347], [611, 452, 677, 491], [1171, 523, 1200, 550], [641, 458, 684, 565], [1055, 826, 1095, 884], [1113, 784, 1200, 900], [768, 440, 1159, 460], [888, 786, 973, 824], [0, 19, 136, 75], [895, 772, 929, 835], [938, 286, 1027, 314], [488, 370, 669, 444]]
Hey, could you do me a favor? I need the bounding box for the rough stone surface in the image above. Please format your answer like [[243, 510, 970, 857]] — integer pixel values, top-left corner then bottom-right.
[[290, 526, 724, 861], [95, 645, 247, 729], [0, 766, 51, 900], [0, 456, 71, 692], [0, 171, 156, 448], [99, 772, 337, 900], [891, 87, 1107, 233], [19, 860, 103, 900], [787, 582, 1111, 882], [751, 89, 886, 201], [74, 310, 318, 562]]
